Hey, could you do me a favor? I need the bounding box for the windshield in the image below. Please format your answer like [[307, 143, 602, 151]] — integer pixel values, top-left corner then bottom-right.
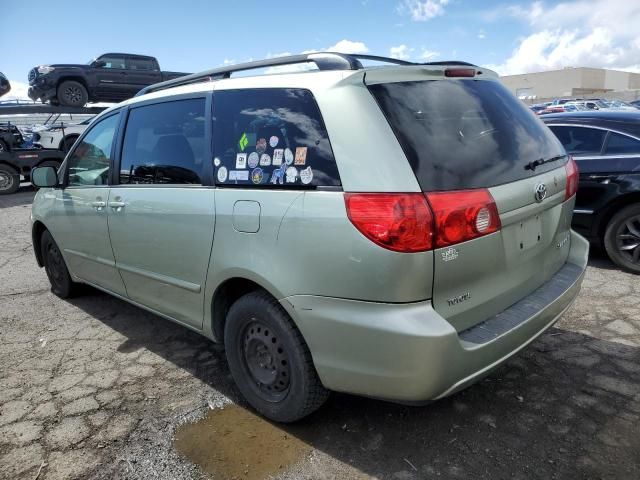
[[368, 79, 566, 191]]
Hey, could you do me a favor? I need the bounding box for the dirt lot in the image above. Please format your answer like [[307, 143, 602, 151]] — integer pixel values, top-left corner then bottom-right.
[[1, 186, 639, 480]]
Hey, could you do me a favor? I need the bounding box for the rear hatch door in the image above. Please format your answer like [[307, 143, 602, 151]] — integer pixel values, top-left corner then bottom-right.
[[367, 70, 574, 331]]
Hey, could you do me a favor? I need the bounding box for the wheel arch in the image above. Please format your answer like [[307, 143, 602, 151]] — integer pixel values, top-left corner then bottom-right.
[[596, 192, 640, 242], [32, 220, 48, 267], [56, 75, 89, 91], [210, 276, 283, 344]]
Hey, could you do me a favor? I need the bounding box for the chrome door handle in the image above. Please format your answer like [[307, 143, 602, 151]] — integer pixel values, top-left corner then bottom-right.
[[109, 201, 126, 211], [91, 201, 106, 210]]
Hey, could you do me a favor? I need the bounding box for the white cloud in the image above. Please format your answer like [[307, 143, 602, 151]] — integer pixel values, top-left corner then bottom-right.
[[488, 0, 640, 75], [389, 45, 412, 60], [398, 0, 450, 21], [477, 30, 486, 40], [327, 39, 369, 54], [420, 49, 440, 61]]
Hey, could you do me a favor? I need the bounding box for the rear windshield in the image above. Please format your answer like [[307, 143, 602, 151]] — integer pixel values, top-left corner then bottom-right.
[[368, 79, 566, 191]]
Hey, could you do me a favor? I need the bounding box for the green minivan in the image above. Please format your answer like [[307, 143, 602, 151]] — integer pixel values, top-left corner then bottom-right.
[[30, 53, 588, 422]]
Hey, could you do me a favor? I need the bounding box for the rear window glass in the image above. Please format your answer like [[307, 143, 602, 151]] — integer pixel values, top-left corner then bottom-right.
[[212, 88, 339, 188], [369, 80, 566, 191]]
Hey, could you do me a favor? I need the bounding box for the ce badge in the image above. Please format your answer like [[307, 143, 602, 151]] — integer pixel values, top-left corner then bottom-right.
[[534, 183, 547, 203]]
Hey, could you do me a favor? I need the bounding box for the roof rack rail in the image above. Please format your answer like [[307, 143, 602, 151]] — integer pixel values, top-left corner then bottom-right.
[[136, 52, 416, 97]]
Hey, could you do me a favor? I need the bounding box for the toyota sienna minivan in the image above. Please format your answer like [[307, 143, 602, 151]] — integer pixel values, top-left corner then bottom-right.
[[30, 53, 588, 422]]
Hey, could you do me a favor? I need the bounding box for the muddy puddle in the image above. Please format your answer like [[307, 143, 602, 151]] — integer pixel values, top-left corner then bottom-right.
[[174, 404, 311, 480]]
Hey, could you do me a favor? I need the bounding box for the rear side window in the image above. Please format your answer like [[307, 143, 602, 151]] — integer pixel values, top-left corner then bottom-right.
[[369, 80, 566, 191], [99, 55, 126, 69], [547, 126, 606, 156], [127, 57, 157, 71], [604, 132, 640, 155], [212, 88, 339, 188], [120, 98, 206, 184]]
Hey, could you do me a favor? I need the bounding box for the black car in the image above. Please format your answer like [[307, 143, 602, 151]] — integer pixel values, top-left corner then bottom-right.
[[0, 72, 10, 97], [28, 53, 189, 107], [542, 111, 640, 273]]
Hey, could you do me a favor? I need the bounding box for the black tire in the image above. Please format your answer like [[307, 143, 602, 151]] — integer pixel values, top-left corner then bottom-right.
[[224, 291, 329, 422], [0, 139, 8, 153], [61, 135, 78, 152], [604, 203, 640, 274], [57, 80, 88, 107], [0, 164, 19, 195], [41, 230, 81, 298]]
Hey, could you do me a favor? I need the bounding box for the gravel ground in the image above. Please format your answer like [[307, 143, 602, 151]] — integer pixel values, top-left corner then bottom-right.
[[1, 186, 639, 480]]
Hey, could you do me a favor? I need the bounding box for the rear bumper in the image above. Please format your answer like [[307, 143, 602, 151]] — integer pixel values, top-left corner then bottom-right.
[[281, 230, 589, 403]]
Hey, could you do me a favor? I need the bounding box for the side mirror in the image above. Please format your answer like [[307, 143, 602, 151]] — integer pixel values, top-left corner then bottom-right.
[[31, 166, 58, 188], [92, 60, 106, 68]]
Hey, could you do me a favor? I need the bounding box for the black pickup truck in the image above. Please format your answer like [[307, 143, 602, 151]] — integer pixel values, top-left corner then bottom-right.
[[28, 53, 189, 107], [0, 149, 65, 195], [0, 72, 10, 97]]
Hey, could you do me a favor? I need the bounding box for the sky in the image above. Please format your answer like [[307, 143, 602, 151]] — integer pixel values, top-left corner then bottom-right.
[[2, 0, 640, 100]]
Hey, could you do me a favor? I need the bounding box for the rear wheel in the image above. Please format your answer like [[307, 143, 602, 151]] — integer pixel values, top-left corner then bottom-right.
[[41, 230, 81, 298], [224, 291, 329, 422], [0, 164, 19, 195], [57, 81, 88, 107], [604, 203, 640, 274]]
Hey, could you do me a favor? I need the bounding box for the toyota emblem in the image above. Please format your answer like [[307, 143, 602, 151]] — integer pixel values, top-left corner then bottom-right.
[[534, 183, 547, 203]]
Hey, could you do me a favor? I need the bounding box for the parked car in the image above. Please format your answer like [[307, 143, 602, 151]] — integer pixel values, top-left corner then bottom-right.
[[542, 111, 640, 273], [28, 53, 190, 107], [630, 100, 640, 109], [0, 123, 24, 152], [602, 100, 638, 111], [0, 72, 10, 97], [30, 53, 588, 422], [32, 117, 93, 151]]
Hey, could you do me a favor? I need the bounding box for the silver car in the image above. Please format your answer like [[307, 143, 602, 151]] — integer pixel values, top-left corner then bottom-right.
[[31, 53, 588, 422]]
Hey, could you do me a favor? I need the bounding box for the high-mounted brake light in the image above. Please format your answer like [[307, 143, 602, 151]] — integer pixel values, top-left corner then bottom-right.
[[444, 68, 476, 78], [425, 189, 501, 248], [565, 156, 579, 200], [344, 193, 433, 252]]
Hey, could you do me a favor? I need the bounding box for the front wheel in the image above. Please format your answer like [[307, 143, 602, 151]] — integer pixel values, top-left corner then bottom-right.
[[57, 80, 88, 107], [0, 139, 9, 153], [604, 203, 640, 274], [41, 230, 81, 298], [224, 291, 329, 422]]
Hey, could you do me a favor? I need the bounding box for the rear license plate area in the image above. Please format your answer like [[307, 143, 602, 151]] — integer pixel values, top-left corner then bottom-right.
[[517, 214, 542, 251]]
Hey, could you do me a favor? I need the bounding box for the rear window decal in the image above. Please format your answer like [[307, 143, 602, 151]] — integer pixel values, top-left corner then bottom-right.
[[294, 147, 307, 166], [270, 163, 286, 185], [251, 167, 264, 184], [236, 153, 247, 169], [300, 166, 313, 184], [284, 148, 294, 165], [273, 149, 284, 165], [229, 170, 249, 181], [270, 136, 279, 148], [238, 132, 249, 151], [260, 153, 271, 166], [256, 138, 267, 154], [286, 166, 298, 183], [217, 166, 228, 183], [248, 152, 259, 168]]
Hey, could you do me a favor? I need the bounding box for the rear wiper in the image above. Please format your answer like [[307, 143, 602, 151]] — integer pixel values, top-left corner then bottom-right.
[[525, 154, 566, 171]]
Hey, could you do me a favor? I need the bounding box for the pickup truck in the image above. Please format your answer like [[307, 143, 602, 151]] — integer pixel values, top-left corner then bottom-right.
[[0, 72, 10, 97], [28, 53, 189, 107]]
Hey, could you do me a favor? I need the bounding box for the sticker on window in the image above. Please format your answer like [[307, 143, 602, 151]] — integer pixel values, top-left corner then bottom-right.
[[236, 153, 247, 169], [286, 166, 298, 183], [248, 152, 259, 168], [270, 163, 286, 185], [294, 147, 307, 166], [238, 133, 249, 152], [300, 166, 313, 184], [269, 136, 279, 148], [259, 153, 271, 166], [256, 138, 267, 154], [272, 149, 284, 165], [251, 167, 264, 184], [284, 148, 294, 165], [229, 170, 249, 181], [217, 166, 228, 183]]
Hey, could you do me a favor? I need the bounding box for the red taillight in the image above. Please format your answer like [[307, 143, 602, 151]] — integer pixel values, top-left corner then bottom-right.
[[425, 189, 501, 248], [444, 68, 476, 78], [565, 156, 579, 200], [344, 193, 433, 252]]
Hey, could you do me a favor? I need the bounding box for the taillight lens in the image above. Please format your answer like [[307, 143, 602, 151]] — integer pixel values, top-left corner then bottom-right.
[[565, 156, 579, 199], [344, 193, 433, 252], [444, 68, 476, 77], [426, 189, 501, 248]]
